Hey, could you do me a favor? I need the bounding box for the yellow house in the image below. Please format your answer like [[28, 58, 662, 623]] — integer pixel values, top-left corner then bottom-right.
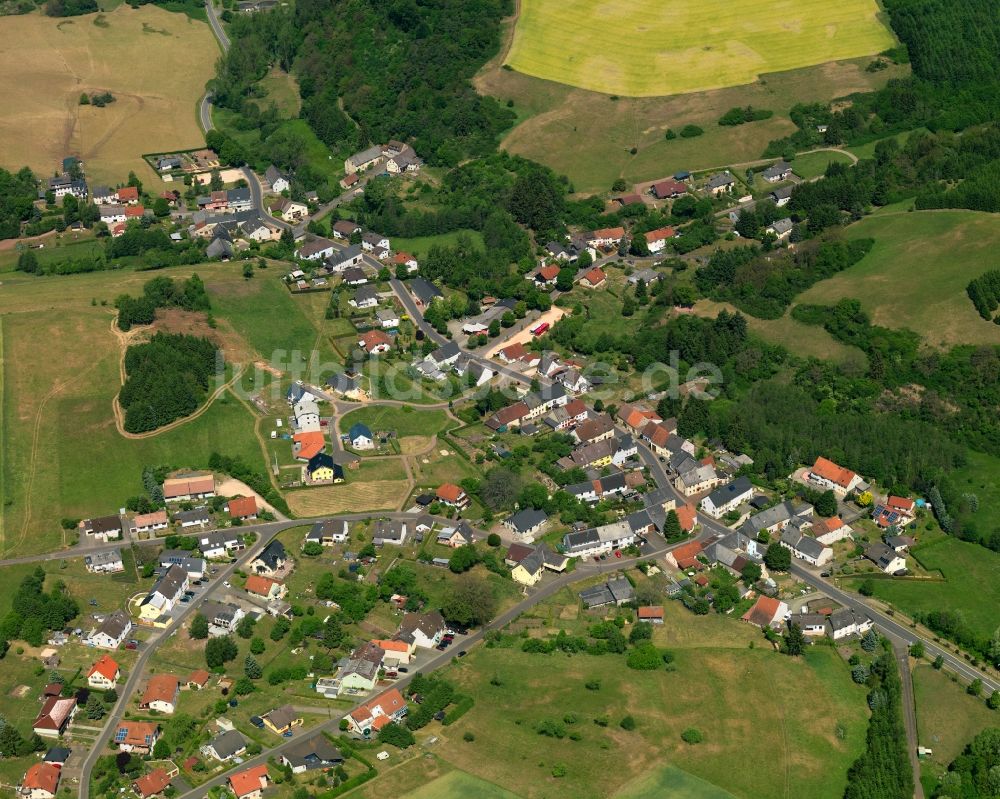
[[262, 705, 302, 735], [512, 561, 542, 587], [306, 453, 342, 483], [509, 544, 567, 587]]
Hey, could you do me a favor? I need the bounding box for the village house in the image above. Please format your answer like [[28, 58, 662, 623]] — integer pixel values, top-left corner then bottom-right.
[[159, 550, 207, 580], [644, 226, 676, 253], [87, 654, 120, 690], [762, 161, 793, 183], [779, 529, 833, 567], [350, 284, 379, 309], [280, 736, 344, 774], [348, 422, 375, 450], [139, 674, 180, 714], [395, 611, 446, 649], [391, 251, 419, 272], [297, 237, 337, 261], [245, 574, 286, 602], [371, 639, 413, 667], [201, 600, 246, 636], [306, 519, 349, 547], [345, 687, 408, 736], [162, 473, 215, 503], [864, 542, 907, 574], [638, 606, 665, 624], [268, 196, 308, 222], [586, 227, 625, 248], [873, 495, 917, 529], [250, 541, 288, 577], [138, 564, 189, 624], [361, 232, 391, 252], [741, 595, 788, 629], [618, 403, 663, 433], [580, 267, 607, 288], [113, 721, 159, 754], [87, 609, 133, 650], [32, 697, 77, 738], [262, 705, 303, 736], [699, 477, 755, 518], [766, 217, 794, 241], [706, 171, 737, 196], [133, 768, 173, 799], [327, 372, 363, 398], [227, 495, 258, 521], [344, 145, 384, 175], [504, 508, 548, 542], [326, 243, 365, 272], [435, 482, 470, 509], [331, 219, 361, 239], [186, 669, 211, 690], [674, 461, 724, 497], [408, 277, 443, 308], [358, 329, 392, 355], [198, 530, 244, 559], [84, 548, 124, 574], [811, 516, 853, 545], [562, 520, 636, 559], [436, 520, 477, 548], [770, 185, 793, 207], [372, 519, 408, 546], [48, 174, 88, 200], [228, 765, 270, 799], [651, 179, 687, 200], [80, 515, 126, 543], [307, 452, 343, 483], [579, 575, 635, 608], [265, 165, 290, 193], [133, 510, 168, 536], [20, 762, 61, 799], [507, 542, 568, 586], [204, 729, 247, 762], [808, 456, 865, 495], [827, 608, 875, 640]]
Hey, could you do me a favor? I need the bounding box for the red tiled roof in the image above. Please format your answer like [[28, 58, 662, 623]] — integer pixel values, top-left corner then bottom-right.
[[391, 251, 415, 264], [115, 721, 158, 749], [22, 763, 59, 795], [645, 225, 676, 243], [538, 264, 560, 280], [675, 503, 697, 531], [651, 179, 687, 198], [117, 186, 139, 202], [372, 639, 410, 653], [591, 226, 624, 240], [360, 330, 392, 350], [583, 267, 606, 285], [499, 342, 528, 361], [293, 431, 325, 461], [187, 669, 210, 687], [134, 768, 171, 798], [637, 606, 663, 620], [350, 687, 406, 724], [163, 474, 214, 499], [227, 496, 258, 518], [125, 205, 144, 218], [245, 575, 278, 597], [742, 595, 783, 627], [436, 483, 464, 503], [134, 510, 167, 527], [141, 674, 179, 708], [671, 540, 703, 569], [88, 654, 119, 681], [810, 456, 858, 489], [641, 420, 671, 447], [886, 496, 915, 513], [814, 516, 846, 535], [33, 697, 76, 732], [563, 398, 587, 417], [229, 765, 268, 798]]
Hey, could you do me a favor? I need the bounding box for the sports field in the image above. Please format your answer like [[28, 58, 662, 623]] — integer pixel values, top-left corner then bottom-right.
[[505, 0, 895, 97], [0, 4, 216, 187], [798, 210, 1000, 348]]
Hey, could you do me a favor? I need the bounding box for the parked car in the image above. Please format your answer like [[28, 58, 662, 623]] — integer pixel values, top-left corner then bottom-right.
[[223, 581, 231, 588], [125, 641, 137, 650], [398, 666, 409, 673], [250, 716, 264, 728], [457, 650, 467, 657]]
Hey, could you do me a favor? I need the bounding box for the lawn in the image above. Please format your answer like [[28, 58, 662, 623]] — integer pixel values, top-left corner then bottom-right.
[[340, 406, 453, 440], [842, 534, 1000, 642], [0, 4, 216, 187], [402, 770, 522, 799], [912, 663, 998, 775], [506, 0, 894, 97], [0, 266, 266, 556], [391, 229, 485, 260], [480, 54, 905, 196], [429, 642, 867, 799], [252, 67, 301, 117], [797, 210, 1000, 348], [613, 765, 737, 799], [789, 149, 856, 180]]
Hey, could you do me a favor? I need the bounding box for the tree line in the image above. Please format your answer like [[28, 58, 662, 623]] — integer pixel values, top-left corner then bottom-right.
[[115, 274, 211, 331], [966, 269, 1000, 321]]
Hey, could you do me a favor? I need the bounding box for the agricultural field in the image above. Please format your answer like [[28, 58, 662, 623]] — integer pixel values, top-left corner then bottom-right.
[[797, 210, 1000, 348], [283, 481, 410, 516], [842, 534, 1000, 643], [0, 4, 216, 187], [479, 44, 904, 194], [505, 0, 894, 97], [405, 593, 867, 799], [912, 662, 998, 786], [402, 771, 522, 799], [0, 265, 267, 556]]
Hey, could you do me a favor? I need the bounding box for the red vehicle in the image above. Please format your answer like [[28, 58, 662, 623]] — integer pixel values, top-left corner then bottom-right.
[[531, 322, 550, 336]]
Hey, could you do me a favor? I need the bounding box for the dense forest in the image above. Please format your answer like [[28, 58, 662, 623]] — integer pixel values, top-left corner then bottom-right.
[[931, 728, 1000, 798], [119, 332, 220, 433], [0, 568, 78, 647], [966, 269, 1000, 321], [115, 274, 211, 331], [0, 167, 38, 240]]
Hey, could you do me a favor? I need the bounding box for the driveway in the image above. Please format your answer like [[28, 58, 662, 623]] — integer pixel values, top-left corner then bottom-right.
[[483, 306, 567, 358]]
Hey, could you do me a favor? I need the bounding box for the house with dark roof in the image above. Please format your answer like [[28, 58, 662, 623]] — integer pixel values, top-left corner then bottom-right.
[[579, 575, 634, 608], [700, 477, 755, 518], [80, 515, 125, 542], [280, 735, 344, 773], [138, 565, 189, 623], [394, 611, 445, 649], [250, 540, 287, 577], [204, 728, 247, 761], [504, 508, 548, 541], [508, 543, 567, 586], [408, 277, 442, 308], [761, 161, 793, 183], [373, 519, 407, 546]]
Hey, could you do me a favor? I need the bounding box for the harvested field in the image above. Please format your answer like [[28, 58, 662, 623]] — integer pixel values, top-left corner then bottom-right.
[[284, 481, 410, 515]]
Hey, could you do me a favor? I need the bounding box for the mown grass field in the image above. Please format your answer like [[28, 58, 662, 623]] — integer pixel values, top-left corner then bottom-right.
[[391, 229, 486, 260], [423, 591, 868, 799], [402, 770, 522, 799], [912, 662, 998, 778], [480, 54, 904, 195], [797, 210, 1000, 348], [0, 5, 215, 187], [506, 0, 894, 97], [340, 406, 452, 439], [614, 765, 738, 799], [0, 265, 268, 556], [788, 149, 856, 179], [843, 534, 1000, 642]]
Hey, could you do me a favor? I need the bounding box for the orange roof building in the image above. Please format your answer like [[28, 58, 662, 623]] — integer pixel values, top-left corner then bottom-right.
[[675, 503, 698, 532], [537, 264, 560, 281], [347, 687, 407, 734], [117, 186, 139, 203], [886, 496, 915, 513], [113, 721, 159, 753], [227, 496, 258, 519], [644, 225, 676, 244], [87, 654, 120, 686], [637, 606, 664, 622], [140, 674, 179, 712], [162, 473, 215, 501], [292, 430, 326, 461], [498, 342, 528, 363], [809, 456, 861, 491], [229, 765, 269, 799], [435, 483, 468, 507], [359, 329, 392, 352], [581, 267, 606, 287], [618, 403, 661, 432], [133, 768, 172, 799], [125, 205, 145, 218], [244, 574, 281, 599], [741, 595, 787, 629], [669, 540, 703, 570], [21, 763, 60, 797], [187, 668, 211, 689], [590, 226, 625, 242]]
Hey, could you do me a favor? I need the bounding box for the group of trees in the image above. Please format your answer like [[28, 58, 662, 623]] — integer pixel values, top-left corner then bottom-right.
[[932, 727, 1000, 798], [967, 269, 1000, 321], [119, 332, 220, 433], [0, 568, 78, 647], [114, 274, 211, 332], [0, 167, 38, 240], [718, 106, 772, 126]]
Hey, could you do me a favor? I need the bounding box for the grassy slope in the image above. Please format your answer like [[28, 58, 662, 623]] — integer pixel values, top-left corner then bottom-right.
[[418, 599, 867, 799], [789, 149, 855, 179], [391, 229, 485, 260], [505, 0, 894, 97], [401, 770, 522, 799], [797, 210, 1000, 348], [0, 265, 272, 556], [340, 406, 452, 438], [0, 5, 215, 187]]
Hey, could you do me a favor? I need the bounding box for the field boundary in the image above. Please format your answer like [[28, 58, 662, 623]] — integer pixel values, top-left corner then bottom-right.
[[0, 318, 5, 550]]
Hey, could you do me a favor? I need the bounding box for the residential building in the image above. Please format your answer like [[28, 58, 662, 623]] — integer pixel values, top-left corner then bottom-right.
[[345, 688, 408, 736], [87, 609, 132, 650], [766, 217, 793, 240], [19, 763, 60, 799], [187, 669, 211, 690], [372, 519, 407, 546], [139, 674, 180, 714], [265, 165, 290, 193], [586, 226, 625, 248], [778, 529, 833, 567], [344, 145, 384, 174], [435, 483, 469, 509], [395, 611, 446, 649], [580, 267, 607, 288], [762, 161, 793, 183], [201, 600, 246, 635], [370, 639, 413, 666], [281, 736, 344, 774], [228, 765, 269, 799], [267, 196, 307, 222], [770, 185, 793, 207], [250, 540, 287, 577], [508, 543, 568, 586], [306, 519, 349, 546], [32, 697, 77, 738], [138, 564, 189, 623], [162, 473, 215, 503], [172, 508, 210, 529], [700, 477, 755, 518], [358, 329, 392, 355], [198, 530, 243, 559], [348, 422, 375, 450], [84, 548, 124, 574], [504, 508, 548, 542], [810, 516, 853, 545], [638, 606, 664, 624], [375, 307, 401, 329], [133, 768, 172, 799], [245, 574, 286, 602], [261, 705, 302, 736], [298, 238, 337, 261], [337, 654, 381, 694], [706, 171, 736, 196], [113, 721, 159, 753], [827, 608, 874, 640], [80, 515, 125, 542], [651, 179, 687, 200], [674, 462, 723, 496], [562, 520, 636, 559], [644, 226, 676, 253], [579, 575, 635, 608], [227, 496, 258, 521], [331, 219, 361, 239], [741, 595, 788, 629], [204, 729, 247, 761], [864, 543, 907, 574], [408, 277, 443, 308], [808, 456, 864, 495], [133, 510, 168, 536], [87, 654, 120, 690]]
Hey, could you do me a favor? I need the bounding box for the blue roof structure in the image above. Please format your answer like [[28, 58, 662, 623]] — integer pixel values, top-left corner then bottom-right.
[[349, 422, 373, 442]]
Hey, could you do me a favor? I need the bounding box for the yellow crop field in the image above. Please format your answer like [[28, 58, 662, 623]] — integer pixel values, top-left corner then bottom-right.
[[0, 5, 217, 186], [505, 0, 896, 96]]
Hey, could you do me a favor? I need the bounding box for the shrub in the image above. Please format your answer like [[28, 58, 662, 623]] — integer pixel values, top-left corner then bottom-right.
[[679, 125, 703, 138], [551, 764, 567, 778], [681, 727, 703, 744], [463, 731, 475, 742], [619, 715, 636, 731]]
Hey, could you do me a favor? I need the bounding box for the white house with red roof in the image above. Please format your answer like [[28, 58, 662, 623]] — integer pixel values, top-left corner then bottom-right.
[[228, 765, 269, 799], [87, 654, 120, 689], [644, 226, 676, 253], [345, 687, 408, 736], [20, 762, 60, 799], [808, 456, 864, 495]]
